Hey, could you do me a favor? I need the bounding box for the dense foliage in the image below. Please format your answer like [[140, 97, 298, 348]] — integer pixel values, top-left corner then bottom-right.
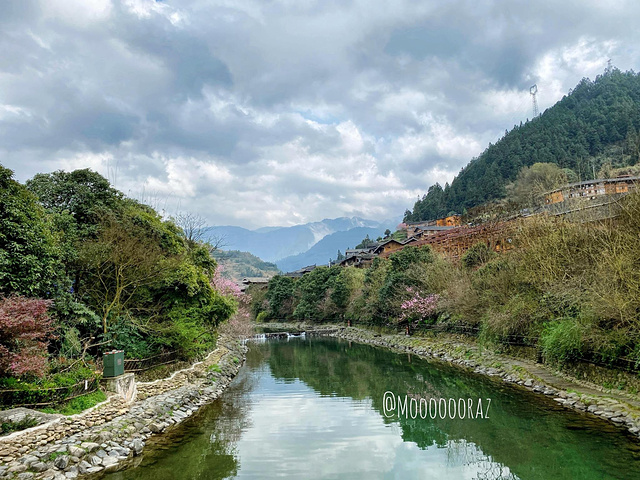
[[0, 166, 62, 297], [405, 69, 640, 221], [254, 192, 640, 371], [0, 166, 237, 389], [254, 246, 441, 327]]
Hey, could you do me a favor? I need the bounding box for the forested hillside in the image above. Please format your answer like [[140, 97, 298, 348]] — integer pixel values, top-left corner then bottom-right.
[[0, 166, 238, 388], [212, 250, 280, 281], [254, 191, 640, 379], [405, 68, 640, 221]]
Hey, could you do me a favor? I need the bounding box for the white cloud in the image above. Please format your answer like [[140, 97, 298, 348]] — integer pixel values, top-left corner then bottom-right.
[[336, 121, 365, 154], [2, 0, 640, 228], [58, 151, 114, 175], [123, 0, 185, 24], [532, 37, 618, 112], [43, 0, 112, 25]]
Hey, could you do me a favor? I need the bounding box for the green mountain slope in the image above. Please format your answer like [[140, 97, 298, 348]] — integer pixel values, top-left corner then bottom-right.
[[405, 68, 640, 222], [212, 249, 280, 282]]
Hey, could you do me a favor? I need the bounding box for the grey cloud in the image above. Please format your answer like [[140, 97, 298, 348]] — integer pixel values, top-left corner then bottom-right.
[[113, 9, 232, 97], [0, 1, 40, 26], [2, 0, 640, 228]]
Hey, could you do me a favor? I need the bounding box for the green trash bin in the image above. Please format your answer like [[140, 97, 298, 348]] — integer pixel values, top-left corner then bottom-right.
[[103, 350, 125, 377]]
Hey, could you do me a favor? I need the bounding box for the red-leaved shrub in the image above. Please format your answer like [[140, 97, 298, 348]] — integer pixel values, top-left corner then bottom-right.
[[0, 296, 54, 378]]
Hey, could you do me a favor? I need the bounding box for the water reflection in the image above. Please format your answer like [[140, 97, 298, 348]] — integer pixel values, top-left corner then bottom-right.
[[107, 338, 640, 480]]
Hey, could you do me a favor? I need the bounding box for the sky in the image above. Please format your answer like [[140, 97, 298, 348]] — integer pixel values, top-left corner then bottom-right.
[[2, 0, 639, 229]]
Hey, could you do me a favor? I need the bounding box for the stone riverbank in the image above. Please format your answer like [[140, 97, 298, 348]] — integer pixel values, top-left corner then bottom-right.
[[0, 335, 247, 480], [259, 322, 640, 440]]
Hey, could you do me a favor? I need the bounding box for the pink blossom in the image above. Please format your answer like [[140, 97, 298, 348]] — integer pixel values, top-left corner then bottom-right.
[[400, 287, 439, 325], [210, 265, 243, 299]]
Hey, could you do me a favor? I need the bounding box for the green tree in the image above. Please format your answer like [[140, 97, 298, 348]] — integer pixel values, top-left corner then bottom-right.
[[266, 276, 296, 319], [293, 267, 342, 321], [26, 169, 122, 232], [0, 165, 62, 297], [79, 213, 182, 334], [356, 235, 375, 249], [508, 162, 568, 207], [26, 169, 125, 301]]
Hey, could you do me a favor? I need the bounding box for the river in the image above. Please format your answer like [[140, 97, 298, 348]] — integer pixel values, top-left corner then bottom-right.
[[105, 337, 640, 479]]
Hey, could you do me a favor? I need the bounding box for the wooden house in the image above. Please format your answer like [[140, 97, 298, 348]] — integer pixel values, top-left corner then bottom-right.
[[338, 253, 375, 268], [544, 176, 640, 205], [283, 265, 317, 278]]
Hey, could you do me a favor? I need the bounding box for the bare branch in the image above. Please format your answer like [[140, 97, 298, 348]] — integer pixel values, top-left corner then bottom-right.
[[204, 231, 228, 252], [174, 211, 207, 243]]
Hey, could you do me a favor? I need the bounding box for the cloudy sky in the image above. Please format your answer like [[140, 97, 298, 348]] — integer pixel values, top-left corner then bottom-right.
[[2, 0, 639, 228]]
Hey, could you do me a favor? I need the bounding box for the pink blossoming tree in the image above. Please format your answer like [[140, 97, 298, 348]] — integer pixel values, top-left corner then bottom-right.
[[400, 287, 440, 328], [210, 265, 243, 300]]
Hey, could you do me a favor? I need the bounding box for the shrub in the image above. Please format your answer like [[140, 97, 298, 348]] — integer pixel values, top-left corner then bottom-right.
[[540, 319, 584, 363], [375, 247, 436, 322], [40, 390, 107, 415], [0, 364, 97, 391], [481, 292, 547, 345], [0, 296, 54, 378], [156, 314, 215, 360], [98, 317, 155, 359], [461, 242, 497, 269]]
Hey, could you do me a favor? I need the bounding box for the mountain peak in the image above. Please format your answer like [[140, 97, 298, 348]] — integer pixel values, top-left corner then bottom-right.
[[203, 216, 395, 264]]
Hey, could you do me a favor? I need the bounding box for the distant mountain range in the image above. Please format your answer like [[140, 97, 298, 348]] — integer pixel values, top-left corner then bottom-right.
[[274, 226, 388, 272], [203, 217, 398, 272]]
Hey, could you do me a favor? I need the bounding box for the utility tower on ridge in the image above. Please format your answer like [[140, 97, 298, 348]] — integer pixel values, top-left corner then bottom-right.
[[530, 84, 539, 118]]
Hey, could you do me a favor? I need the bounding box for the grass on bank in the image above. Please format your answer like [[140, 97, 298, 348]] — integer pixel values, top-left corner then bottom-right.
[[39, 389, 107, 416], [1, 416, 39, 435]]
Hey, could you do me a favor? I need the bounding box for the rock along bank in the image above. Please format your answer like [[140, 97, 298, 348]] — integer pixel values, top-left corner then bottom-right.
[[259, 322, 640, 441], [0, 335, 247, 480]]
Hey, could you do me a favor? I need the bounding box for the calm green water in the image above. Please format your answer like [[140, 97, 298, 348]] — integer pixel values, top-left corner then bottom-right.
[[107, 338, 640, 480]]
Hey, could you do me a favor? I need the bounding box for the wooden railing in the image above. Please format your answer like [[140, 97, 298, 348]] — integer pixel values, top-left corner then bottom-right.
[[0, 378, 99, 408], [95, 350, 179, 374]]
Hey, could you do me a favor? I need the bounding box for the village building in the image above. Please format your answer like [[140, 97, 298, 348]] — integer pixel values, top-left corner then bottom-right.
[[543, 176, 640, 205], [239, 276, 273, 292], [372, 239, 404, 256], [409, 225, 458, 239], [404, 215, 462, 238], [338, 253, 376, 268], [345, 245, 378, 256], [283, 265, 317, 278], [241, 277, 272, 286]]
